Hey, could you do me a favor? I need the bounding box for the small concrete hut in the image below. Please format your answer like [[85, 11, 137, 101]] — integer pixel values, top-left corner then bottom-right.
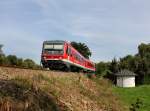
[[115, 69, 136, 87]]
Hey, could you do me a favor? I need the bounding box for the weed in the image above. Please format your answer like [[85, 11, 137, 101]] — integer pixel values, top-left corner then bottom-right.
[[130, 98, 143, 111], [11, 76, 32, 90]]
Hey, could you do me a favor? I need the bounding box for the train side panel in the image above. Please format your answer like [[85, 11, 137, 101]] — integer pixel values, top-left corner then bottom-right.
[[63, 42, 95, 72]]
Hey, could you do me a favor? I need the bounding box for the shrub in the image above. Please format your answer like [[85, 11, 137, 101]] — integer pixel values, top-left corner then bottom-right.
[[23, 59, 37, 69], [0, 55, 6, 65], [130, 98, 143, 111], [0, 54, 41, 69]]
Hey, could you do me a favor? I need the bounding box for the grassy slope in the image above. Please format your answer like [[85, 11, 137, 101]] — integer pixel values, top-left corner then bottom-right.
[[113, 85, 150, 111], [0, 67, 127, 111]]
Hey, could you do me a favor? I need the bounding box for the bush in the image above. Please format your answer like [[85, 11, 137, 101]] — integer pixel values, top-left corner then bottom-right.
[[23, 59, 37, 69], [7, 55, 18, 66], [0, 55, 6, 65], [0, 54, 41, 69], [17, 58, 24, 67], [130, 98, 143, 111]]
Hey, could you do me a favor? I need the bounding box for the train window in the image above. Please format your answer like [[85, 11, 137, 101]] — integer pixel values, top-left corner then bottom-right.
[[54, 44, 63, 50], [44, 44, 53, 49], [75, 53, 82, 62], [43, 43, 64, 54], [44, 44, 63, 50]]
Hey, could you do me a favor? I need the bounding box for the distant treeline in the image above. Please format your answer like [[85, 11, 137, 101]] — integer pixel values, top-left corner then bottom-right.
[[96, 43, 150, 85], [0, 55, 41, 69]]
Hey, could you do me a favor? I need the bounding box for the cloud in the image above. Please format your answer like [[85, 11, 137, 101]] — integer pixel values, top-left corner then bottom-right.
[[33, 0, 62, 17], [0, 0, 150, 63]]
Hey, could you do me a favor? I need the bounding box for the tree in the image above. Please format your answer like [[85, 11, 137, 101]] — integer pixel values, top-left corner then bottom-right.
[[17, 58, 24, 67], [71, 41, 92, 59], [109, 58, 119, 73], [96, 43, 150, 84], [7, 55, 18, 66], [138, 43, 150, 58], [0, 44, 4, 56], [137, 43, 150, 84], [23, 59, 36, 68], [119, 55, 136, 71], [0, 44, 5, 65], [0, 45, 40, 69], [96, 62, 110, 77], [0, 55, 6, 65]]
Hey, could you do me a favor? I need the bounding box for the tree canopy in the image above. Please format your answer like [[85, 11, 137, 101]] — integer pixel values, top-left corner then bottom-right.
[[96, 43, 150, 85], [0, 54, 40, 69], [0, 44, 4, 55], [71, 41, 92, 59]]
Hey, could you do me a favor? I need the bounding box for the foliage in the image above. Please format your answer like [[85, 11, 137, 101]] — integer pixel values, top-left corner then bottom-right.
[[138, 43, 150, 58], [96, 43, 150, 85], [23, 59, 37, 68], [7, 55, 18, 66], [130, 98, 143, 111], [71, 41, 92, 59], [0, 44, 4, 55], [96, 62, 110, 77], [109, 58, 119, 73], [0, 55, 6, 65], [118, 43, 150, 84], [0, 54, 40, 69]]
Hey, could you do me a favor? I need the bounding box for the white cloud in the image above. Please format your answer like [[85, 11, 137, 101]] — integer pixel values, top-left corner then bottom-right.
[[0, 0, 150, 62], [33, 0, 62, 16]]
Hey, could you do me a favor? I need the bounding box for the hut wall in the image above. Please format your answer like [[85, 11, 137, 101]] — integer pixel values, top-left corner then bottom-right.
[[117, 76, 135, 87]]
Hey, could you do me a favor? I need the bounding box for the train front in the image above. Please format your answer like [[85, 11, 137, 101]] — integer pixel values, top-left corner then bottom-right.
[[41, 40, 66, 70]]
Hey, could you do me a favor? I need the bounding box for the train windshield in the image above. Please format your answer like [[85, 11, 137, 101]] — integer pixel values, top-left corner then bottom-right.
[[43, 43, 64, 54]]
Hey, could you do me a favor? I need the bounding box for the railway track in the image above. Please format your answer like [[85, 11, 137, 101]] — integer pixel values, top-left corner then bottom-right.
[[0, 65, 95, 78]]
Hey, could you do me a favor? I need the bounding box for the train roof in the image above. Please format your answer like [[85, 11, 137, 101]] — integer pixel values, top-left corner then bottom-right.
[[43, 40, 66, 44]]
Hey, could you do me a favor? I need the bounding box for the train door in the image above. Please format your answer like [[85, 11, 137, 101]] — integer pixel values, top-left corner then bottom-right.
[[65, 44, 71, 61], [68, 47, 72, 62], [64, 43, 71, 61], [64, 43, 69, 59]]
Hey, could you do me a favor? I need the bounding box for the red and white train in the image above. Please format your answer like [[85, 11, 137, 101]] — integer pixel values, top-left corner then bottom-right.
[[41, 40, 95, 73]]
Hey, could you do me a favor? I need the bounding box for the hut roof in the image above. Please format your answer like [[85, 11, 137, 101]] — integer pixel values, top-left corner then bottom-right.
[[115, 69, 136, 77]]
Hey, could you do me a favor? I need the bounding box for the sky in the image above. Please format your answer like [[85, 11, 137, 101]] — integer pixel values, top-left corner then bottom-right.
[[0, 0, 150, 64]]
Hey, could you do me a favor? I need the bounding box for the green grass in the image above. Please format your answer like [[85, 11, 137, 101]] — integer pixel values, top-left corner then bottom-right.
[[113, 85, 150, 111]]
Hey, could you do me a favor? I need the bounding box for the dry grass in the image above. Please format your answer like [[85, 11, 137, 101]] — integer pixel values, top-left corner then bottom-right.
[[0, 67, 128, 111]]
